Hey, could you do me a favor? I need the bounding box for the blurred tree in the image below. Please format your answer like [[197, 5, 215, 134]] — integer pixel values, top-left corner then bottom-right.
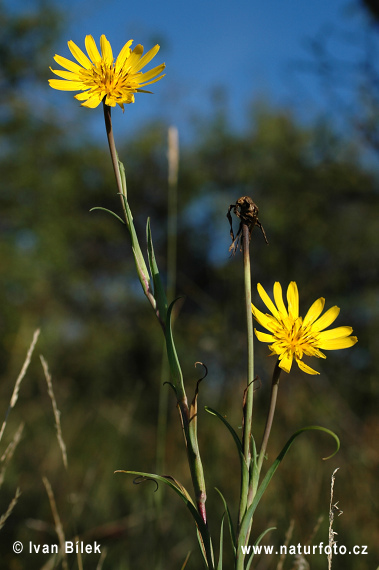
[[362, 0, 379, 21]]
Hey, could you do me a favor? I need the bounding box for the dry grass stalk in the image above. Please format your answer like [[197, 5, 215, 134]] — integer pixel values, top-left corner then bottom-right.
[[276, 518, 295, 570], [96, 546, 108, 570], [0, 487, 21, 530], [0, 328, 40, 444], [40, 355, 68, 470], [75, 534, 84, 570], [42, 476, 68, 570], [0, 422, 24, 488], [328, 467, 341, 570]]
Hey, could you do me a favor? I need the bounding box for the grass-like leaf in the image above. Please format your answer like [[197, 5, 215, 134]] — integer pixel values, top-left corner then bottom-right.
[[216, 513, 225, 570], [146, 218, 168, 324], [214, 488, 236, 555], [238, 426, 340, 551], [245, 526, 276, 570], [116, 470, 214, 567], [205, 407, 248, 499], [89, 207, 125, 224], [165, 298, 185, 395]]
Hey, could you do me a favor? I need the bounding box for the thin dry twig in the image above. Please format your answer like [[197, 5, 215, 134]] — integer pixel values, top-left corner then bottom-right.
[[40, 355, 68, 470], [0, 487, 21, 530], [42, 476, 68, 570], [96, 547, 108, 570], [0, 422, 24, 488], [75, 534, 84, 570], [328, 468, 342, 570], [277, 518, 295, 570], [0, 328, 40, 444]]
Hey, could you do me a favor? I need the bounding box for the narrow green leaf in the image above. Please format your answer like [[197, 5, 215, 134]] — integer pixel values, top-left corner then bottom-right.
[[117, 156, 128, 199], [165, 299, 185, 394], [214, 488, 236, 555], [118, 192, 152, 298], [196, 527, 210, 569], [116, 470, 214, 568], [115, 470, 204, 529], [89, 207, 125, 224], [205, 407, 248, 484], [245, 527, 276, 570], [216, 513, 225, 570], [205, 407, 243, 459], [146, 218, 168, 323], [238, 426, 340, 551]]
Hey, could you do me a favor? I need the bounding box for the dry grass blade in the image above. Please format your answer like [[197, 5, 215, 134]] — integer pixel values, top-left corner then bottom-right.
[[96, 546, 108, 570], [276, 518, 294, 570], [40, 355, 68, 470], [75, 534, 84, 570], [0, 328, 40, 444], [328, 468, 341, 570], [42, 476, 68, 570], [0, 422, 24, 488], [0, 487, 21, 530]]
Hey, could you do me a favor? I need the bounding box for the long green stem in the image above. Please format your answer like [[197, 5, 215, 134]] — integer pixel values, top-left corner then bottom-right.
[[256, 360, 281, 480], [102, 111, 210, 558], [103, 103, 127, 212], [238, 223, 255, 528]]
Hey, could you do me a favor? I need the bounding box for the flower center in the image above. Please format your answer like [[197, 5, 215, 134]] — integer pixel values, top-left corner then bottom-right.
[[276, 316, 318, 357]]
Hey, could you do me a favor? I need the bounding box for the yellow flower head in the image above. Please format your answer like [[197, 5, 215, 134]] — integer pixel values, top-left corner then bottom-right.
[[49, 35, 165, 110], [251, 281, 358, 375]]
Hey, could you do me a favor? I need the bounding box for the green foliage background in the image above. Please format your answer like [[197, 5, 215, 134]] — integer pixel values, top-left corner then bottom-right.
[[0, 1, 378, 569]]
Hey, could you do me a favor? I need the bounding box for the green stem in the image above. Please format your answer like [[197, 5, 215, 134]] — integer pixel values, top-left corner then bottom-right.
[[103, 102, 127, 214], [102, 111, 210, 564], [238, 223, 255, 528], [255, 360, 281, 480]]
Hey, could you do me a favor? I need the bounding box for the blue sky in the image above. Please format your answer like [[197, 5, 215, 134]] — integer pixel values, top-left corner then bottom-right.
[[48, 0, 372, 141]]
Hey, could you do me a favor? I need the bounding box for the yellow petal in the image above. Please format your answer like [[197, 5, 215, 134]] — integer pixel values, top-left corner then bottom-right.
[[317, 336, 358, 350], [303, 297, 325, 327], [100, 34, 113, 65], [115, 39, 134, 73], [68, 40, 92, 69], [50, 68, 81, 81], [138, 74, 165, 88], [287, 281, 299, 319], [251, 303, 278, 332], [254, 330, 276, 343], [49, 79, 84, 91], [75, 91, 92, 100], [76, 92, 103, 107], [133, 44, 160, 72], [296, 358, 320, 375], [139, 64, 166, 83], [317, 326, 354, 341], [125, 44, 144, 70], [311, 306, 340, 332], [273, 282, 288, 318], [53, 54, 83, 73], [257, 283, 280, 318], [278, 351, 293, 373], [85, 35, 101, 63]]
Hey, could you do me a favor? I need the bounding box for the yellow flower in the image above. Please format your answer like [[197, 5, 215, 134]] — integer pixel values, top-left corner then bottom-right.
[[49, 35, 165, 110], [251, 281, 358, 375]]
